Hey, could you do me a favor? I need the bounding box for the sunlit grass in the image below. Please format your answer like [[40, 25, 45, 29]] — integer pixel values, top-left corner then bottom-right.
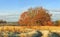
[[0, 26, 60, 31]]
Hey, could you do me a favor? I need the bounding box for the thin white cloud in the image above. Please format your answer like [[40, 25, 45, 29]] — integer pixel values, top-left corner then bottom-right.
[[0, 6, 60, 22]]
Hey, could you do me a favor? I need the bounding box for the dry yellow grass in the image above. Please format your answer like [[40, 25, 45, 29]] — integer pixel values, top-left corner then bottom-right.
[[0, 26, 60, 31], [0, 26, 60, 37]]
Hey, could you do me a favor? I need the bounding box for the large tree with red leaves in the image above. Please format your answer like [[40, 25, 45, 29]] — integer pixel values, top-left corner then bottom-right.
[[18, 7, 53, 26]]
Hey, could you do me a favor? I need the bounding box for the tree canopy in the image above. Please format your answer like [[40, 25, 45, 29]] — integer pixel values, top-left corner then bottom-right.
[[19, 7, 53, 26]]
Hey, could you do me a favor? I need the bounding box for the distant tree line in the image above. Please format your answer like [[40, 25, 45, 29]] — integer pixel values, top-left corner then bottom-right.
[[54, 20, 60, 26], [0, 20, 7, 23]]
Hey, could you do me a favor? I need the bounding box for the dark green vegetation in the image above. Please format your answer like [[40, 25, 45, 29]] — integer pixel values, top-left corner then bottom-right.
[[0, 31, 20, 37], [48, 32, 60, 37], [0, 20, 19, 26], [32, 31, 43, 37], [0, 30, 43, 37]]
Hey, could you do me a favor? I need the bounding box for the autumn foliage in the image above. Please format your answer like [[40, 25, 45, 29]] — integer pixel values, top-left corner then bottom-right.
[[19, 7, 53, 26]]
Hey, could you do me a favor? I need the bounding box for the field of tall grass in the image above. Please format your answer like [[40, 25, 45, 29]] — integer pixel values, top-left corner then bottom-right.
[[0, 26, 60, 37], [0, 26, 60, 32]]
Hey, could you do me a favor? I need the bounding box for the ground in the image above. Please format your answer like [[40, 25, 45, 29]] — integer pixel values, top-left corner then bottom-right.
[[0, 26, 60, 37]]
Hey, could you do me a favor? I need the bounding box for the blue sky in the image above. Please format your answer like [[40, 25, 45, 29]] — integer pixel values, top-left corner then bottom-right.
[[0, 0, 60, 22]]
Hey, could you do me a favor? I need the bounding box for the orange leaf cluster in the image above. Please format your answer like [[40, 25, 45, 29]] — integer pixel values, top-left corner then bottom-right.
[[19, 7, 53, 26]]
